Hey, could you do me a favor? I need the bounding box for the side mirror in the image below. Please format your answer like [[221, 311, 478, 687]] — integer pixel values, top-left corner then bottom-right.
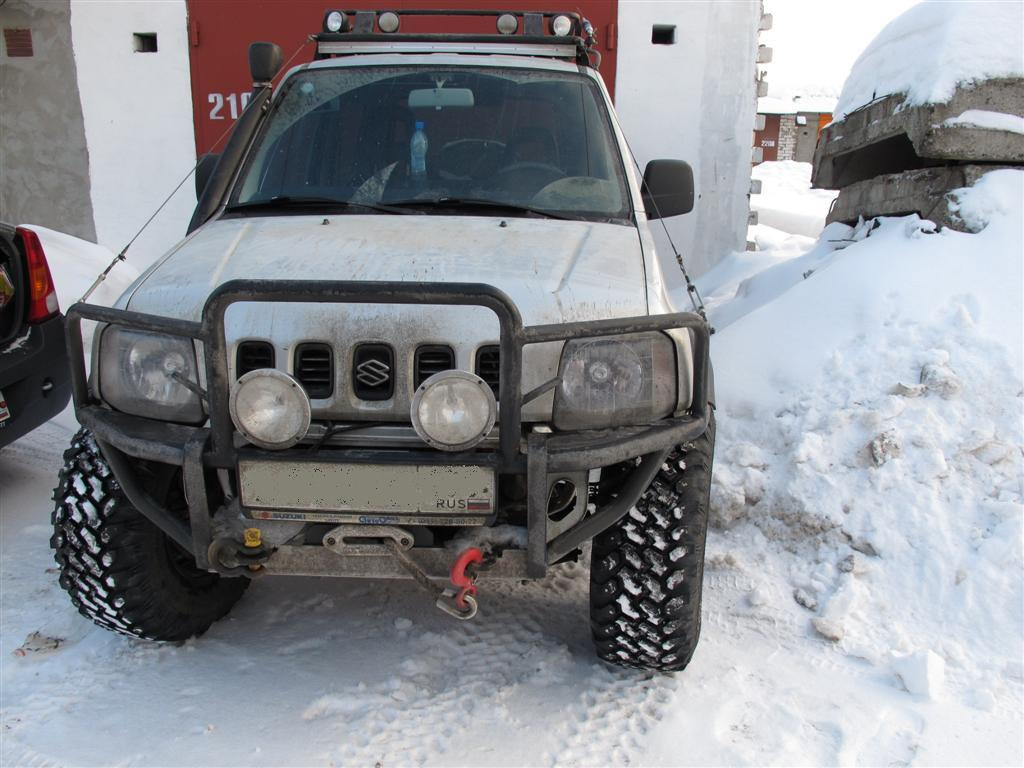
[[195, 153, 220, 199], [249, 42, 283, 86], [642, 159, 695, 219]]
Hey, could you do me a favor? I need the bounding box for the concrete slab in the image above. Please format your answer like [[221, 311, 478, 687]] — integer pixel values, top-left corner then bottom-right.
[[813, 78, 1023, 189], [825, 164, 1015, 232]]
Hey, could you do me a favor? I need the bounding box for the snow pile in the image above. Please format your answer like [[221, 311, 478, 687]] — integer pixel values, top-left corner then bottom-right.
[[707, 169, 1023, 713], [835, 1, 1024, 118], [704, 161, 841, 328], [749, 161, 838, 239]]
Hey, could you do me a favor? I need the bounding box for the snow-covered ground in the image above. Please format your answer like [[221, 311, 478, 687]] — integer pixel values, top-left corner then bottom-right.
[[2, 166, 1022, 765]]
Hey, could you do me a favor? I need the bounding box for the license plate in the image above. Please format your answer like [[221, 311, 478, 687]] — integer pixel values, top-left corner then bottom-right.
[[238, 460, 495, 526], [0, 389, 10, 424]]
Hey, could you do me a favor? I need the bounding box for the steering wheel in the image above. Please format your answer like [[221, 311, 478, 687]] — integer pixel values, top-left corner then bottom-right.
[[438, 139, 505, 180], [494, 162, 564, 196]]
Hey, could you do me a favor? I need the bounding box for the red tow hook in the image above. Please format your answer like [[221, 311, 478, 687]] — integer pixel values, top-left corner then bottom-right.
[[449, 547, 484, 612]]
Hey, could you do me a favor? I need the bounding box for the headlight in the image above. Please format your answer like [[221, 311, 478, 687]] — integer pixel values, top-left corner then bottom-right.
[[99, 327, 204, 423], [229, 369, 311, 450], [411, 370, 496, 452], [553, 332, 676, 430]]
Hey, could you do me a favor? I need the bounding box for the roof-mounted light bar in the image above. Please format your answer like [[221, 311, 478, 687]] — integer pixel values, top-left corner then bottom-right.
[[315, 9, 600, 66]]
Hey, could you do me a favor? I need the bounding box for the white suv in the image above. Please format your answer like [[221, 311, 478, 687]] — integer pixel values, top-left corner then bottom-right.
[[53, 10, 715, 672]]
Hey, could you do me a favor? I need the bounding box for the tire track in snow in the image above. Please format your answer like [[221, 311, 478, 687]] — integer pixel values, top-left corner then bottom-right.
[[298, 566, 597, 766], [549, 669, 676, 767]]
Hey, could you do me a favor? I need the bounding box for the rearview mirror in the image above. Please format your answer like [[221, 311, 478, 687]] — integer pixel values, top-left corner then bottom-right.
[[249, 42, 283, 85], [642, 159, 695, 219], [195, 153, 220, 199], [408, 88, 475, 110]]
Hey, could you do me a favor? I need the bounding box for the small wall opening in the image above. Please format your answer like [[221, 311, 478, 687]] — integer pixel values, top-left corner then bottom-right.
[[133, 33, 158, 53], [651, 24, 676, 45], [3, 29, 34, 57]]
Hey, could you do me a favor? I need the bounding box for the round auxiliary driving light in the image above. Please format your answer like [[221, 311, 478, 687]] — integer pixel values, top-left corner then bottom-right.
[[378, 11, 400, 33], [411, 370, 497, 452], [229, 369, 311, 450], [496, 13, 518, 35], [550, 14, 573, 37], [324, 10, 346, 33]]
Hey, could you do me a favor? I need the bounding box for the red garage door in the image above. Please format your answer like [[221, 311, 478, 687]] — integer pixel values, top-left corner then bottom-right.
[[185, 1, 619, 156], [754, 113, 781, 163]]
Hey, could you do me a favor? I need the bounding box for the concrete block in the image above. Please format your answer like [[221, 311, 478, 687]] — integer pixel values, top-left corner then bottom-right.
[[751, 146, 763, 164], [759, 12, 773, 31], [747, 209, 759, 225], [757, 79, 769, 98], [813, 78, 1024, 189], [749, 178, 762, 195], [757, 45, 773, 64], [825, 164, 1015, 231], [754, 113, 766, 131]]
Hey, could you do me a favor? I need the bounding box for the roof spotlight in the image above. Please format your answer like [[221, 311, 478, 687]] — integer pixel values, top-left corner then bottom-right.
[[550, 14, 573, 37], [496, 13, 518, 35], [378, 11, 400, 33], [323, 10, 346, 33]]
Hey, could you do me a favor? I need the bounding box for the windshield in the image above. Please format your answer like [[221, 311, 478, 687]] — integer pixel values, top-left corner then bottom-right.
[[231, 65, 631, 222]]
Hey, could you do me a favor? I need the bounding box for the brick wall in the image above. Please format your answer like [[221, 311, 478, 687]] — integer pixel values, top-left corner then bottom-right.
[[777, 115, 798, 161]]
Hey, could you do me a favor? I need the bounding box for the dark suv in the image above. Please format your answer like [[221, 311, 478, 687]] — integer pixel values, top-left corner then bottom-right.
[[0, 225, 71, 448]]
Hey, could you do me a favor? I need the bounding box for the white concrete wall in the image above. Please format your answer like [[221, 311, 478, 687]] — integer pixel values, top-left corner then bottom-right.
[[615, 0, 759, 280], [70, 0, 197, 269]]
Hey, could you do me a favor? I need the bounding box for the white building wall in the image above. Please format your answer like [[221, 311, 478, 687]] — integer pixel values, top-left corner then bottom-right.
[[615, 1, 759, 280], [69, 0, 197, 270]]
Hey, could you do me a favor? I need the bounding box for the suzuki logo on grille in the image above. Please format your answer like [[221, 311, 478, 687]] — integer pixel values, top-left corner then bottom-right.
[[355, 358, 390, 387]]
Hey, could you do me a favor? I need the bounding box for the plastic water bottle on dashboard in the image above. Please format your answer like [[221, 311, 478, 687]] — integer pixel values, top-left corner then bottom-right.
[[410, 121, 428, 182]]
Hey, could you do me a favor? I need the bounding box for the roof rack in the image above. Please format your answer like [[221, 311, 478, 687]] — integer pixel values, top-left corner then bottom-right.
[[313, 9, 600, 67]]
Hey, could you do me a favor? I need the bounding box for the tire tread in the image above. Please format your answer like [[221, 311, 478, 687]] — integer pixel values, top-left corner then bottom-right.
[[589, 415, 715, 672], [51, 429, 246, 641]]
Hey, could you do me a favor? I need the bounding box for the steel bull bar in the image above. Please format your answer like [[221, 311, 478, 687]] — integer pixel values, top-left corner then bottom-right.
[[65, 280, 711, 579]]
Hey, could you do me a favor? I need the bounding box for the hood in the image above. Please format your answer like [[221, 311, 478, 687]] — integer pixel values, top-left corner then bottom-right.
[[126, 214, 647, 325], [122, 214, 647, 421]]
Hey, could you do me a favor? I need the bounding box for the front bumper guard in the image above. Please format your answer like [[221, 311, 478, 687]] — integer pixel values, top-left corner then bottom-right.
[[66, 280, 711, 579]]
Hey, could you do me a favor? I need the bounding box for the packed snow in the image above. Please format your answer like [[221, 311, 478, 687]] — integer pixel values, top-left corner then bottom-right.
[[1, 172, 1022, 766], [834, 0, 1024, 118]]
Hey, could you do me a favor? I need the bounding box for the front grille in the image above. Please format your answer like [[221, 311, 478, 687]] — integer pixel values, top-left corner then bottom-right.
[[414, 344, 455, 388], [295, 343, 334, 398], [236, 340, 274, 378], [352, 343, 394, 400], [476, 345, 500, 397]]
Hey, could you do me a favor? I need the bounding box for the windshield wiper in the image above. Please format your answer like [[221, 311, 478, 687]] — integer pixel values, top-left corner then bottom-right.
[[225, 196, 416, 215], [383, 197, 575, 220]]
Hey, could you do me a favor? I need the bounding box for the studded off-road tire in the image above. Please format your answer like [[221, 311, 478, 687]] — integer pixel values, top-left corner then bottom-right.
[[590, 414, 715, 672], [51, 429, 247, 641]]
